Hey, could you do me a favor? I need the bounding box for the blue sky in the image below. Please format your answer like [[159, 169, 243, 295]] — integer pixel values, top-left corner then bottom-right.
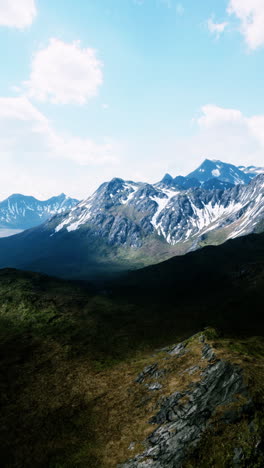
[[0, 0, 264, 199]]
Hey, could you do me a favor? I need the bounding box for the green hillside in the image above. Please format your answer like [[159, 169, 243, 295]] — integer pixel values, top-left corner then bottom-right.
[[0, 232, 264, 466]]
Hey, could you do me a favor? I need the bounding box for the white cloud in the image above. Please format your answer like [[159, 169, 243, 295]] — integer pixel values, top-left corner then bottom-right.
[[0, 96, 117, 165], [0, 0, 36, 28], [207, 18, 228, 38], [157, 104, 264, 178], [190, 104, 264, 168], [114, 104, 264, 185], [227, 0, 264, 50], [0, 100, 263, 200], [25, 38, 103, 105], [197, 105, 244, 128]]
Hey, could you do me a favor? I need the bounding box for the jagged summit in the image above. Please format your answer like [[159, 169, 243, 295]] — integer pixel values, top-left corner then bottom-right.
[[161, 173, 174, 184], [0, 160, 262, 279], [0, 172, 262, 280], [187, 159, 251, 185], [158, 159, 260, 189], [0, 193, 79, 230], [45, 171, 264, 246]]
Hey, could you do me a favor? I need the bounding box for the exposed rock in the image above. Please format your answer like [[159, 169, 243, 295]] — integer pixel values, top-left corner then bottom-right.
[[168, 343, 186, 357], [122, 357, 253, 468], [198, 334, 206, 343], [52, 170, 264, 249], [184, 365, 200, 375], [135, 364, 158, 384], [147, 383, 163, 391], [128, 442, 136, 451], [135, 364, 166, 385], [202, 343, 216, 362]]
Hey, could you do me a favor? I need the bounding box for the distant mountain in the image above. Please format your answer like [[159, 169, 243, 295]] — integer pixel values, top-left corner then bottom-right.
[[158, 174, 200, 190], [0, 172, 262, 280], [201, 178, 234, 190], [187, 159, 252, 185], [159, 174, 234, 191], [158, 159, 264, 190], [0, 193, 79, 230], [238, 165, 264, 178]]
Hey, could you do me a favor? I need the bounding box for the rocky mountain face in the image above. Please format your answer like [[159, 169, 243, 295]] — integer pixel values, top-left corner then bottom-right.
[[187, 159, 254, 185], [52, 173, 264, 249], [0, 159, 262, 279], [157, 159, 264, 191], [0, 193, 79, 230]]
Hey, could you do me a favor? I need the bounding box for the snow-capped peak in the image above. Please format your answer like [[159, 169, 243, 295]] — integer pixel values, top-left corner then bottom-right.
[[0, 193, 79, 230]]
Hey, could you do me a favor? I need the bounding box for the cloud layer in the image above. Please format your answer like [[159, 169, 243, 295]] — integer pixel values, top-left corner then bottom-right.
[[194, 104, 264, 167], [0, 96, 116, 165], [0, 0, 36, 28], [227, 0, 264, 50], [25, 39, 103, 105], [207, 1, 264, 50]]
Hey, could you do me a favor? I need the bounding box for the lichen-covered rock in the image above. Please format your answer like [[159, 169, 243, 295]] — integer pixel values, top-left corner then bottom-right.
[[184, 365, 200, 375], [168, 343, 186, 357], [122, 358, 253, 468], [135, 364, 158, 383], [147, 382, 163, 391], [202, 343, 216, 362]]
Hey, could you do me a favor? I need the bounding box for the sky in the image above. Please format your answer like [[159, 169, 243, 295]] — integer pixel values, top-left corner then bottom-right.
[[1, 0, 264, 200]]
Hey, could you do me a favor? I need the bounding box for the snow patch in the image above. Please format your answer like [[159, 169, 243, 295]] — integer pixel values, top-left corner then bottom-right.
[[151, 189, 179, 231], [212, 169, 220, 177]]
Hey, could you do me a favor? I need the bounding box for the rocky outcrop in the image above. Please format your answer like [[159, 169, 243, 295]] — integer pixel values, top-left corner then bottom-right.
[[121, 340, 254, 468]]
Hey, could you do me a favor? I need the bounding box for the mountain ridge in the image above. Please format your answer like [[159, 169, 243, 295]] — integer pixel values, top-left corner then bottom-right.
[[52, 172, 264, 249], [0, 159, 262, 279], [0, 192, 79, 230], [187, 158, 252, 185], [158, 159, 264, 191]]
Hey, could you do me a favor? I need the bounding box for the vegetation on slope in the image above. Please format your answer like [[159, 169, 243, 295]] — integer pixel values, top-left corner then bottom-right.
[[0, 232, 263, 466]]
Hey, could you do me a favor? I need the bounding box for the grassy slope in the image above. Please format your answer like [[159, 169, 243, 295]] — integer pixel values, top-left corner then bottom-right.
[[114, 232, 264, 337], [0, 232, 264, 466]]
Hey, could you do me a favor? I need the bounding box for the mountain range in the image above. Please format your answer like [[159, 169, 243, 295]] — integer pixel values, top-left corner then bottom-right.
[[161, 159, 263, 189], [187, 158, 254, 184], [0, 193, 78, 232], [1, 159, 263, 235], [0, 159, 262, 279]]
